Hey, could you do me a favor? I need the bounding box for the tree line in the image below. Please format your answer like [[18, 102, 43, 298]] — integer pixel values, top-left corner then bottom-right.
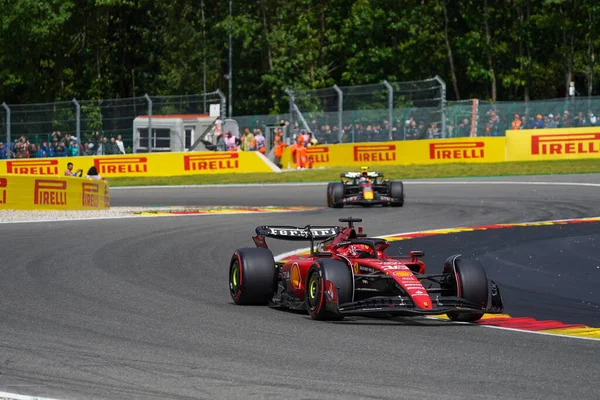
[[1, 0, 598, 116]]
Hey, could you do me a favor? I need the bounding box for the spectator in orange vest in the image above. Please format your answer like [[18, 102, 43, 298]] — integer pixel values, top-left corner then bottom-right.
[[291, 136, 308, 169], [511, 114, 521, 130], [273, 131, 287, 168]]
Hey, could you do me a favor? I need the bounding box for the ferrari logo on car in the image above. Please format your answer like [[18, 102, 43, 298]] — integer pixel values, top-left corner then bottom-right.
[[290, 263, 301, 289], [353, 262, 359, 274]]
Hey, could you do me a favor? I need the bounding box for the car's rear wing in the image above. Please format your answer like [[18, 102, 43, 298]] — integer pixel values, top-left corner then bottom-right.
[[341, 172, 382, 179], [255, 226, 340, 241], [253, 225, 340, 251]]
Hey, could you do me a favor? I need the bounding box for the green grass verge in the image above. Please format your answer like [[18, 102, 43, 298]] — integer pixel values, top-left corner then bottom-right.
[[107, 158, 600, 187]]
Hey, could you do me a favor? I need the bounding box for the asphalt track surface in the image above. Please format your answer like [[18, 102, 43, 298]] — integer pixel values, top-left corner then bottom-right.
[[1, 174, 599, 400]]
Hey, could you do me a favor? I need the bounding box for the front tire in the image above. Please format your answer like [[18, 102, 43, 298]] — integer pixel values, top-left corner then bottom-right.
[[328, 182, 345, 208], [305, 259, 353, 320], [443, 256, 488, 322], [229, 247, 276, 305]]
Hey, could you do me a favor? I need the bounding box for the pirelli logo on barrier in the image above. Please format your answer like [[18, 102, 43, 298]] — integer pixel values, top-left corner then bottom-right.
[[429, 141, 485, 160], [531, 133, 600, 155], [183, 153, 239, 171], [104, 185, 110, 208], [353, 144, 396, 162], [0, 177, 7, 204], [306, 146, 329, 163], [6, 159, 59, 175], [81, 182, 100, 208], [94, 157, 148, 175], [34, 179, 67, 206]]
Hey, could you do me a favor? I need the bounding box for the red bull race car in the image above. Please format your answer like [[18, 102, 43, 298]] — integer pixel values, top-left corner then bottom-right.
[[326, 167, 404, 208], [228, 217, 504, 321]]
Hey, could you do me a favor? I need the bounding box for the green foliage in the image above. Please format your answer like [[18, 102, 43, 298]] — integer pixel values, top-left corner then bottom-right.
[[1, 0, 599, 113]]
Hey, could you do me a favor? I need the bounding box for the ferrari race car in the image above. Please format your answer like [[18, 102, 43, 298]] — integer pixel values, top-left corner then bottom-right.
[[228, 217, 504, 321], [327, 167, 404, 208]]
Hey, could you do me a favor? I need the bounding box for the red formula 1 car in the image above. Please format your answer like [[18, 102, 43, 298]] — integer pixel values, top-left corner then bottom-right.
[[228, 218, 504, 321]]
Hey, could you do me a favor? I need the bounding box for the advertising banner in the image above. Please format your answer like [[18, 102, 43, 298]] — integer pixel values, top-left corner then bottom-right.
[[0, 175, 110, 210], [0, 151, 277, 179], [506, 127, 600, 161], [281, 137, 506, 168]]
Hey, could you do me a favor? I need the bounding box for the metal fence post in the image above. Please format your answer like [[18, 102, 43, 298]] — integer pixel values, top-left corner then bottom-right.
[[2, 102, 10, 157], [333, 85, 343, 143], [72, 98, 81, 155], [144, 94, 153, 152], [215, 89, 226, 122], [434, 75, 447, 138], [284, 88, 294, 142], [383, 80, 394, 140]]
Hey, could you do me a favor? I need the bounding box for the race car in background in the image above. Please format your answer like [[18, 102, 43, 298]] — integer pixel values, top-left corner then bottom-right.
[[326, 167, 404, 208], [228, 217, 504, 322]]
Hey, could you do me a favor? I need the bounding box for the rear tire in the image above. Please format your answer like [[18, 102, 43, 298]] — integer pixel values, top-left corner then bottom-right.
[[229, 248, 276, 305], [389, 181, 404, 207], [305, 259, 353, 320], [328, 182, 345, 208], [443, 256, 488, 322]]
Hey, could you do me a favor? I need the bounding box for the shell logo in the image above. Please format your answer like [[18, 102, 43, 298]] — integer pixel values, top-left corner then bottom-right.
[[290, 263, 301, 289], [393, 271, 411, 277]]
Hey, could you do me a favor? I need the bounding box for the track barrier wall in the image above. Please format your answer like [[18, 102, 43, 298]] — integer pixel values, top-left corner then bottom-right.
[[0, 128, 597, 181], [283, 127, 600, 168], [0, 151, 277, 179], [282, 137, 506, 168], [0, 175, 110, 210]]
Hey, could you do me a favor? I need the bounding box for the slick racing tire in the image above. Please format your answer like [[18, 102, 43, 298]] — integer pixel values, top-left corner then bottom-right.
[[389, 181, 404, 207], [305, 259, 352, 321], [229, 247, 276, 305], [328, 182, 345, 208], [443, 256, 488, 322]]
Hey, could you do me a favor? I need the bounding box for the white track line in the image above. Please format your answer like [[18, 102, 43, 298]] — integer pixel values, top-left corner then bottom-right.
[[111, 179, 600, 190], [274, 215, 600, 342], [0, 390, 59, 400]]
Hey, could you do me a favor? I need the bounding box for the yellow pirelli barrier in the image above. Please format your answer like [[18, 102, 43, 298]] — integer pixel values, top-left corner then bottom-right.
[[281, 137, 507, 168], [0, 175, 110, 210], [506, 127, 600, 161], [0, 151, 277, 179]]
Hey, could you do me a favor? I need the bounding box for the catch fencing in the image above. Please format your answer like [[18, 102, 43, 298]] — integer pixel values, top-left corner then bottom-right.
[[2, 79, 600, 160], [0, 91, 225, 158]]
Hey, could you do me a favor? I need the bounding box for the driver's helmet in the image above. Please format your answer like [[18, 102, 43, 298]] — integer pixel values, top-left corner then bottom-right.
[[347, 244, 374, 258]]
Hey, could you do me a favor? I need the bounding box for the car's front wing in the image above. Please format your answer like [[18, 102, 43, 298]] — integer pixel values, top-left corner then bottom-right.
[[336, 295, 504, 317]]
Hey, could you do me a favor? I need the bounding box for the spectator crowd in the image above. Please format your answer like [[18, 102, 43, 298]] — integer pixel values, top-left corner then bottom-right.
[[0, 131, 127, 160], [3, 108, 596, 161]]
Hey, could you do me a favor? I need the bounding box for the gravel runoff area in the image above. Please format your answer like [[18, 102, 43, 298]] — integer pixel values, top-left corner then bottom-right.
[[0, 207, 155, 223], [0, 205, 316, 223]]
